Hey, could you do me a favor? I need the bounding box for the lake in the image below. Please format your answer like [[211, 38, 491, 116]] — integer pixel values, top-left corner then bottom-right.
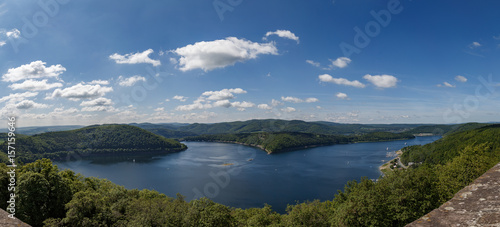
[[54, 136, 440, 213]]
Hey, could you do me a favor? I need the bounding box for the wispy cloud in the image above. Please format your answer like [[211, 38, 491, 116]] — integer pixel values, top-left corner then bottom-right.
[[319, 74, 365, 88], [263, 30, 299, 44], [109, 49, 161, 66]]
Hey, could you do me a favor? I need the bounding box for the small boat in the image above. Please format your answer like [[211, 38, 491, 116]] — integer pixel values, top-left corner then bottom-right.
[[133, 159, 135, 163], [386, 147, 389, 151], [247, 158, 254, 161]]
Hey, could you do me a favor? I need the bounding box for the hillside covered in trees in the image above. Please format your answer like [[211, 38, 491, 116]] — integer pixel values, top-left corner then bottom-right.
[[2, 124, 498, 226], [0, 125, 187, 164], [184, 131, 415, 153], [401, 124, 500, 165]]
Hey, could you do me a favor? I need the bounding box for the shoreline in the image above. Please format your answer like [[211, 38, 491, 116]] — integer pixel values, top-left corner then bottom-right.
[[379, 149, 404, 175]]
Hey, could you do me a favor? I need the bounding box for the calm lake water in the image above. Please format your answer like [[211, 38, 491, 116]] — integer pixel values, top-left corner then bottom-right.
[[54, 136, 440, 213]]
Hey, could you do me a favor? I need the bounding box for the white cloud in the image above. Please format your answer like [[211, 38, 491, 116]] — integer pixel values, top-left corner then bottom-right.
[[455, 75, 467, 83], [306, 60, 321, 67], [49, 83, 113, 100], [281, 107, 296, 113], [305, 98, 319, 103], [329, 57, 351, 68], [264, 30, 299, 43], [109, 49, 161, 66], [89, 80, 110, 85], [0, 41, 5, 47], [202, 88, 247, 100], [173, 95, 187, 102], [281, 96, 303, 103], [117, 75, 146, 87], [319, 74, 366, 88], [281, 96, 319, 103], [0, 92, 38, 103], [9, 79, 63, 91], [336, 92, 349, 100], [2, 61, 66, 82], [437, 82, 455, 88], [5, 29, 20, 39], [258, 104, 272, 110], [230, 101, 255, 109], [213, 100, 232, 108], [80, 97, 114, 106], [15, 100, 50, 109], [173, 37, 278, 71], [469, 41, 481, 49], [363, 74, 398, 88]]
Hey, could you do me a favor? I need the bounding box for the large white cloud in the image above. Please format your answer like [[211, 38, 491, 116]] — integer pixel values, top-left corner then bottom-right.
[[264, 30, 299, 43], [9, 79, 63, 91], [49, 83, 113, 100], [109, 49, 161, 66], [117, 75, 146, 87], [363, 74, 398, 88], [15, 100, 50, 109], [330, 57, 351, 68], [319, 74, 365, 88], [2, 61, 66, 82], [202, 88, 247, 100], [173, 37, 278, 71]]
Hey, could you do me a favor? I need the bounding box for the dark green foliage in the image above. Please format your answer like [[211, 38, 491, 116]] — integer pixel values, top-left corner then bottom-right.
[[0, 125, 187, 164], [401, 124, 500, 165], [185, 131, 414, 153], [142, 119, 426, 137]]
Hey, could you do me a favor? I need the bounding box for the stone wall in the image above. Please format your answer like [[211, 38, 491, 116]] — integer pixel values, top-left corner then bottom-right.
[[407, 162, 500, 226]]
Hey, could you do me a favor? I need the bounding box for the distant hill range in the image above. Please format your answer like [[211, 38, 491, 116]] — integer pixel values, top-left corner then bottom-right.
[[2, 119, 493, 138]]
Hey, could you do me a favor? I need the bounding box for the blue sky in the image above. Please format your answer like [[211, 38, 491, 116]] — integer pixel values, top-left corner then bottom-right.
[[1, 0, 499, 127]]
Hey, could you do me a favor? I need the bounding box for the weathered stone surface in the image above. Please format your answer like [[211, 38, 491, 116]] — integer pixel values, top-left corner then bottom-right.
[[407, 162, 500, 227], [0, 209, 31, 227]]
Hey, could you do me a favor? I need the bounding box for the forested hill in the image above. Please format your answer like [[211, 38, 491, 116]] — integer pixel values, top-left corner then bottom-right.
[[134, 119, 427, 138], [184, 131, 415, 153], [401, 124, 500, 165], [0, 125, 187, 164]]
